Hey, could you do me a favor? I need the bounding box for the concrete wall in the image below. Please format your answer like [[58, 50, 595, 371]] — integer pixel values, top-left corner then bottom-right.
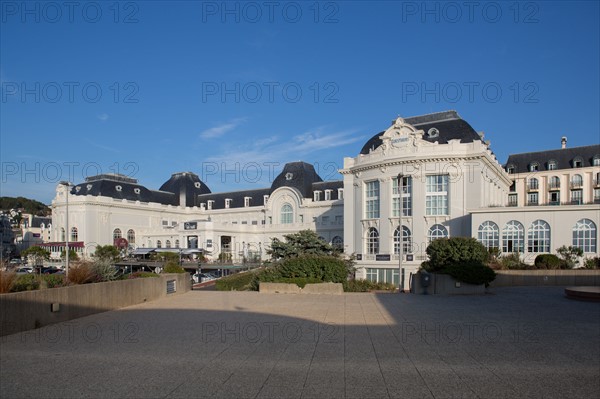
[[410, 272, 485, 295], [490, 270, 600, 287], [0, 273, 190, 336], [259, 282, 343, 294]]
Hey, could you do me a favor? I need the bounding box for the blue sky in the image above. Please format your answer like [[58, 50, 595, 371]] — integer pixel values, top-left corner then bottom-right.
[[1, 1, 599, 204]]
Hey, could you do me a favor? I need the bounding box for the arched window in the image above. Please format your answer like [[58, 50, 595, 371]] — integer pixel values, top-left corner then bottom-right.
[[478, 221, 499, 250], [549, 176, 560, 189], [113, 228, 122, 240], [175, 239, 180, 248], [281, 203, 293, 224], [393, 226, 412, 254], [528, 220, 551, 253], [166, 240, 171, 248], [156, 240, 162, 248], [127, 229, 135, 244], [60, 228, 65, 241], [428, 224, 448, 243], [527, 177, 539, 190], [502, 221, 524, 253], [571, 174, 583, 188], [366, 228, 379, 254], [331, 236, 343, 250], [70, 227, 78, 241], [573, 219, 597, 253]]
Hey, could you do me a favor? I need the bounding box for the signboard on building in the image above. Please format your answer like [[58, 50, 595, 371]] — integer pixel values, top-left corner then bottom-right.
[[184, 222, 197, 230], [376, 254, 391, 261]]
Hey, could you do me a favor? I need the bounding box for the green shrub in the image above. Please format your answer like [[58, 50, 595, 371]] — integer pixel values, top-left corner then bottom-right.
[[42, 274, 66, 288], [442, 261, 496, 286], [583, 257, 600, 269], [343, 279, 396, 292], [128, 271, 159, 279], [216, 271, 257, 291], [269, 255, 351, 282], [556, 246, 584, 269], [498, 253, 528, 270], [263, 277, 323, 288], [534, 254, 561, 269], [0, 270, 17, 293], [11, 274, 40, 292], [91, 258, 118, 282], [425, 237, 488, 272], [163, 261, 185, 274]]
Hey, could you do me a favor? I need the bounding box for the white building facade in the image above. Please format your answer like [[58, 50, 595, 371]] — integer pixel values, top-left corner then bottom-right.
[[50, 111, 599, 286]]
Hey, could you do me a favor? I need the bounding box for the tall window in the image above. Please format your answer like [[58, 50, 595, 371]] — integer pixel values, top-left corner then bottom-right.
[[281, 203, 293, 224], [527, 192, 539, 205], [331, 236, 343, 250], [156, 240, 162, 248], [528, 220, 550, 253], [478, 221, 499, 249], [166, 240, 171, 248], [573, 219, 597, 253], [366, 227, 379, 254], [527, 178, 539, 190], [392, 176, 412, 217], [113, 228, 122, 240], [571, 174, 583, 188], [549, 176, 560, 189], [571, 189, 583, 205], [70, 227, 78, 241], [61, 228, 65, 241], [426, 175, 449, 215], [127, 229, 135, 244], [502, 221, 524, 253], [428, 224, 448, 243], [175, 239, 180, 248], [365, 181, 380, 219], [394, 226, 412, 254]]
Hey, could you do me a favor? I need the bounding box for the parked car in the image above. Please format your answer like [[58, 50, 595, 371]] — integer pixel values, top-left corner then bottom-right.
[[41, 267, 62, 274], [191, 273, 216, 283], [15, 267, 33, 275]]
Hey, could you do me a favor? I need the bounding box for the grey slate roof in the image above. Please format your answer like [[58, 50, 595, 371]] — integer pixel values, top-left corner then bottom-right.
[[312, 180, 344, 201], [197, 188, 271, 210], [270, 162, 323, 198], [31, 216, 52, 228], [505, 145, 600, 173], [360, 110, 482, 155]]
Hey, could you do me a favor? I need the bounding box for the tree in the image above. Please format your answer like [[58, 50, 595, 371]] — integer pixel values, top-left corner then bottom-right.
[[556, 246, 584, 269], [21, 246, 50, 267], [424, 237, 488, 272], [94, 245, 121, 262], [268, 230, 336, 260], [60, 249, 80, 261]]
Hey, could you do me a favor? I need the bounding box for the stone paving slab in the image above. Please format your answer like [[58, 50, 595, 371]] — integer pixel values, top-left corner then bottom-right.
[[1, 286, 599, 398]]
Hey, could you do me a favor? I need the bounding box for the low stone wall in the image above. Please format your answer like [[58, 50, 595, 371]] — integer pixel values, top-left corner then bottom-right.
[[411, 272, 485, 295], [0, 273, 190, 337], [490, 270, 600, 287], [259, 282, 343, 294]]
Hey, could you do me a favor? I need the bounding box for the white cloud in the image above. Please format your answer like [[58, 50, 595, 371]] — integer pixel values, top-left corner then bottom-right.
[[199, 118, 246, 139]]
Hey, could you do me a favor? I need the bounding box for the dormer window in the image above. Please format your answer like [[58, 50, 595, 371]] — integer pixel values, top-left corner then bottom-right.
[[314, 191, 321, 201], [75, 186, 81, 192], [115, 185, 122, 191], [529, 162, 539, 172], [573, 156, 583, 168], [134, 188, 141, 194], [338, 188, 344, 200], [593, 155, 600, 166], [324, 190, 332, 201], [200, 203, 206, 210], [263, 195, 269, 206], [244, 197, 251, 207], [548, 160, 557, 170], [194, 182, 201, 188], [225, 198, 232, 209], [207, 200, 214, 210], [506, 164, 515, 174], [86, 184, 92, 190], [427, 128, 439, 138]]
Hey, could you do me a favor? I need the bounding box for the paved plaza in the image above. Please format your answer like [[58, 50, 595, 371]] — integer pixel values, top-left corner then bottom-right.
[[1, 287, 599, 398]]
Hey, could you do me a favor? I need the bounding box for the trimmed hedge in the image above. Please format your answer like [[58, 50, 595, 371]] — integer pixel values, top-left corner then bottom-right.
[[425, 237, 488, 272], [442, 261, 496, 286], [343, 279, 396, 292], [534, 254, 561, 269], [215, 271, 257, 291]]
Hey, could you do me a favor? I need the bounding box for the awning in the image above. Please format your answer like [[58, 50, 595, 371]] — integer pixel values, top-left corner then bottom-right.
[[131, 248, 156, 255]]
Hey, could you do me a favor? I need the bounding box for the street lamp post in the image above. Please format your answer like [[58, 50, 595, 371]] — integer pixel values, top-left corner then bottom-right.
[[398, 174, 404, 293], [59, 181, 72, 278]]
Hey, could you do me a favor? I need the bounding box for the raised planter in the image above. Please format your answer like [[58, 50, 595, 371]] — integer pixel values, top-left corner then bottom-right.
[[0, 273, 190, 337], [259, 282, 343, 295], [411, 272, 485, 295], [490, 270, 600, 287]]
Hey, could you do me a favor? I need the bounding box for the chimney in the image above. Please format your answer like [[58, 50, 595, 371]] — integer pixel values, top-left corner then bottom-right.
[[561, 136, 567, 149]]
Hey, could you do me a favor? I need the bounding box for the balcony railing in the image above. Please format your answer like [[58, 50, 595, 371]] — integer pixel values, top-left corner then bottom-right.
[[570, 181, 583, 189], [548, 183, 560, 190], [526, 200, 539, 206], [526, 182, 539, 191]]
